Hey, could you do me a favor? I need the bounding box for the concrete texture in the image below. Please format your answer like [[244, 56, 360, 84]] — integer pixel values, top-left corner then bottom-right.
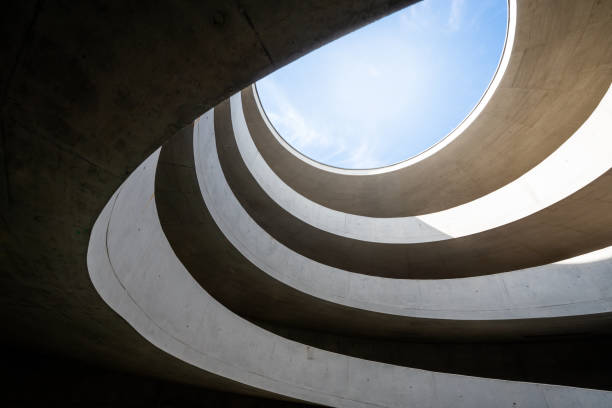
[[238, 87, 612, 244], [181, 109, 612, 330], [0, 0, 418, 403], [213, 92, 612, 278], [150, 111, 612, 391], [88, 142, 612, 406], [4, 0, 612, 406]]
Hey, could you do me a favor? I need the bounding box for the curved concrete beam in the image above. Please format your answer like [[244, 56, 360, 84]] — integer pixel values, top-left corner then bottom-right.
[[73, 0, 612, 404], [153, 110, 612, 336], [216, 91, 612, 278], [233, 87, 612, 244], [157, 139, 612, 386], [89, 144, 612, 407]]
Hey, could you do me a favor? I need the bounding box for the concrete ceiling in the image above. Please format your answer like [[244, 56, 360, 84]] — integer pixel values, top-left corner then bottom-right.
[[0, 0, 415, 386]]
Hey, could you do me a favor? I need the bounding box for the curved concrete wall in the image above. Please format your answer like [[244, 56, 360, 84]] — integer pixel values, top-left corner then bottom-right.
[[88, 142, 612, 407], [197, 108, 612, 324], [216, 91, 612, 278], [82, 0, 612, 405], [236, 88, 612, 244]]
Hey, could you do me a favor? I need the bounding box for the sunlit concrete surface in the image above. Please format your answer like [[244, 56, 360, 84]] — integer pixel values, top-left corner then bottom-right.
[[88, 148, 612, 407], [217, 94, 612, 278], [232, 86, 612, 243], [194, 109, 612, 323], [4, 0, 612, 406], [89, 0, 612, 404]]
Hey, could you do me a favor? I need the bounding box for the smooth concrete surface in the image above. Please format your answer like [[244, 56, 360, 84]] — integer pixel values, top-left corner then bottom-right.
[[89, 143, 612, 407], [191, 108, 612, 325], [217, 93, 612, 278], [87, 151, 316, 405], [152, 111, 612, 391], [244, 0, 612, 217], [5, 0, 612, 405], [1, 1, 419, 402], [235, 86, 612, 243], [159, 137, 612, 388]]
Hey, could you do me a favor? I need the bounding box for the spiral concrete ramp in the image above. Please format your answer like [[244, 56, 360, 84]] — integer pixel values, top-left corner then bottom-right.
[[3, 0, 612, 406]]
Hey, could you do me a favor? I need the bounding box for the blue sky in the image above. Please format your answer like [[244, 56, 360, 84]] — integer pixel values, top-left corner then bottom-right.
[[256, 0, 508, 169]]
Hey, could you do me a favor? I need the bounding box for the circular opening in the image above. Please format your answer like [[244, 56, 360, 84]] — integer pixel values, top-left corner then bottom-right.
[[256, 0, 508, 169]]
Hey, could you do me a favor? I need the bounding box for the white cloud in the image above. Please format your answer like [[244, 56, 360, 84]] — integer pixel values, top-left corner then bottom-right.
[[448, 0, 465, 31], [255, 0, 507, 169], [335, 138, 384, 169], [258, 79, 383, 169], [367, 66, 381, 78], [399, 0, 433, 31]]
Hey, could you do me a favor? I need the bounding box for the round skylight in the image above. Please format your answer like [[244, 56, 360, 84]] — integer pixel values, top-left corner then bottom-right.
[[256, 0, 508, 169]]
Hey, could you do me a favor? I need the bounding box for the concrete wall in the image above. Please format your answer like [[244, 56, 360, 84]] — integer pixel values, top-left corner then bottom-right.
[[85, 1, 612, 405], [88, 134, 612, 406], [0, 1, 418, 400], [4, 0, 612, 405]]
